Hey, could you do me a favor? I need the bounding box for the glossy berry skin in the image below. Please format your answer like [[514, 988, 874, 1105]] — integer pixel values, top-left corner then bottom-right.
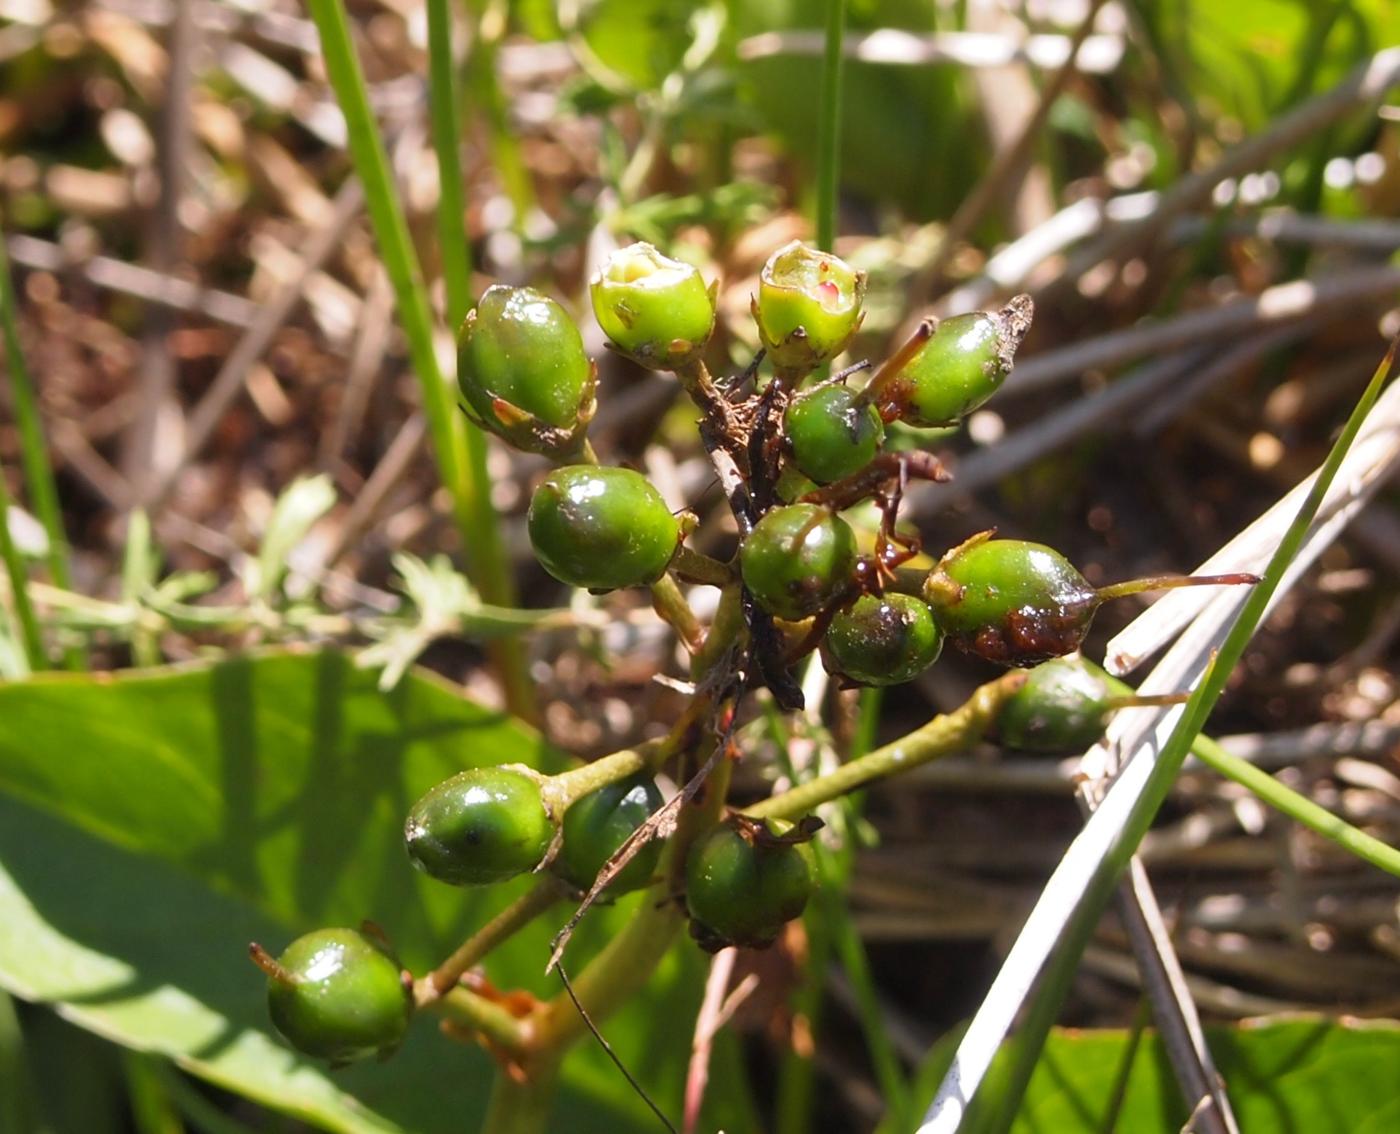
[[685, 820, 814, 952], [997, 657, 1114, 753], [457, 286, 592, 453], [740, 503, 857, 621], [404, 767, 554, 887], [554, 775, 664, 896], [754, 241, 866, 374], [784, 384, 885, 485], [528, 466, 680, 591], [266, 928, 411, 1064], [923, 535, 1099, 666], [874, 296, 1033, 427], [590, 242, 715, 370], [825, 593, 944, 686]]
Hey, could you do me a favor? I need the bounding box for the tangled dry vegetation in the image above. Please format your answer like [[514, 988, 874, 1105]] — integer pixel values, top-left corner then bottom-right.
[[2, 1, 1399, 1129]]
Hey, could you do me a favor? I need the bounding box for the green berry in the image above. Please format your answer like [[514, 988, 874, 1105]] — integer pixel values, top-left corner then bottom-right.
[[922, 535, 1099, 666], [554, 775, 664, 896], [740, 503, 857, 621], [264, 928, 411, 1064], [528, 466, 681, 591], [784, 384, 885, 484], [875, 297, 1033, 427], [824, 592, 943, 686], [457, 285, 593, 454], [590, 242, 715, 370], [753, 241, 866, 375], [997, 657, 1114, 753], [685, 819, 814, 952], [404, 767, 554, 887]]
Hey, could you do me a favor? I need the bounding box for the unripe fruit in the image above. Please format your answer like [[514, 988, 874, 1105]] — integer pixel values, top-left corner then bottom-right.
[[871, 296, 1033, 426], [996, 657, 1115, 752], [824, 592, 944, 686], [263, 928, 411, 1064], [754, 241, 866, 374], [554, 775, 664, 896], [590, 242, 716, 370], [740, 503, 857, 621], [784, 384, 885, 485], [404, 767, 554, 887], [922, 535, 1098, 666], [528, 466, 681, 591], [685, 819, 814, 952], [457, 286, 593, 454]]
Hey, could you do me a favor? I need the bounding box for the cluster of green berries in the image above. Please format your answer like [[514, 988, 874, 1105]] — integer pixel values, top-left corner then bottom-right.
[[253, 239, 1251, 1066]]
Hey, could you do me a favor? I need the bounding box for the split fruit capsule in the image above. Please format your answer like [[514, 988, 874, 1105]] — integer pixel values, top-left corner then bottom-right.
[[590, 242, 716, 370], [753, 241, 866, 375]]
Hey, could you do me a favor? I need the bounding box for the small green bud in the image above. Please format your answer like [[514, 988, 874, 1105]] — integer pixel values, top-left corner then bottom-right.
[[263, 928, 412, 1064], [996, 657, 1115, 753], [824, 592, 944, 686], [685, 818, 814, 952], [874, 296, 1033, 426], [753, 241, 866, 375], [740, 503, 857, 621], [783, 383, 885, 484], [554, 774, 664, 896], [404, 766, 555, 886], [528, 466, 681, 591], [457, 285, 594, 455], [590, 242, 716, 370]]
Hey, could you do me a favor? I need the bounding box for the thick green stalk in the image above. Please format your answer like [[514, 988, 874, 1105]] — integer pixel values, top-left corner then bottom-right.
[[748, 672, 1025, 820], [305, 0, 532, 719], [814, 0, 847, 253], [0, 223, 81, 669]]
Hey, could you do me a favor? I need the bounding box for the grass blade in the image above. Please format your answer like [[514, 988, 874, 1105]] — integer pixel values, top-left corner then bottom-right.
[[919, 334, 1397, 1132], [305, 0, 532, 718]]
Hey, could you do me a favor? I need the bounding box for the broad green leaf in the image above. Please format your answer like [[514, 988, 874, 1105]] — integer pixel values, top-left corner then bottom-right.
[[893, 1018, 1400, 1134], [0, 650, 754, 1133]]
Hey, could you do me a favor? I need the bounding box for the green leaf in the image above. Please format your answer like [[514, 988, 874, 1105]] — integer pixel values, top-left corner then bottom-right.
[[0, 650, 753, 1133], [896, 1018, 1400, 1134]]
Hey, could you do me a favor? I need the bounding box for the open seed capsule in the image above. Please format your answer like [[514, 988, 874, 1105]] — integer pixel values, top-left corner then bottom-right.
[[740, 503, 857, 621], [824, 592, 944, 686], [590, 242, 716, 370], [685, 818, 814, 952], [784, 383, 885, 485], [753, 241, 866, 375], [404, 767, 554, 886], [528, 465, 681, 591], [457, 285, 593, 455], [261, 928, 412, 1064]]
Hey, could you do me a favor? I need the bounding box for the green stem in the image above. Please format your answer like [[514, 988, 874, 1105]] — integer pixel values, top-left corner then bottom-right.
[[304, 0, 532, 721], [814, 0, 847, 253], [426, 0, 472, 327], [0, 468, 42, 669], [0, 219, 81, 669], [434, 985, 533, 1054], [669, 545, 733, 588], [650, 572, 704, 651], [420, 877, 568, 1001], [544, 739, 667, 814], [1189, 731, 1400, 877], [747, 672, 1025, 820], [482, 1056, 560, 1134]]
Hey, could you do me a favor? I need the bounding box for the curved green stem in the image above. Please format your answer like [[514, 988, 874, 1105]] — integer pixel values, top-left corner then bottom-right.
[[419, 877, 569, 1001], [746, 671, 1026, 820], [670, 545, 734, 588], [434, 985, 532, 1054], [650, 573, 704, 652]]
